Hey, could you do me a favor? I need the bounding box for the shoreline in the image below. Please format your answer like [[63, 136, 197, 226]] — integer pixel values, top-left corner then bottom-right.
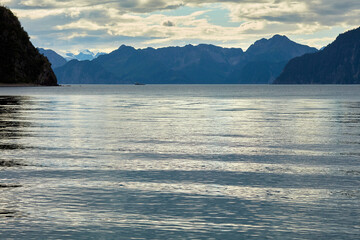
[[0, 83, 58, 87]]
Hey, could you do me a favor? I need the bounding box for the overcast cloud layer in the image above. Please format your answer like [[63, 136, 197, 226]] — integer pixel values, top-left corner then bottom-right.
[[2, 0, 359, 54]]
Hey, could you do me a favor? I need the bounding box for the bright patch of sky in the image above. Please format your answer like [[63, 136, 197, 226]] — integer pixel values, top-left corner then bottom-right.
[[148, 4, 240, 27], [147, 5, 203, 17], [291, 26, 350, 49], [204, 8, 241, 27]]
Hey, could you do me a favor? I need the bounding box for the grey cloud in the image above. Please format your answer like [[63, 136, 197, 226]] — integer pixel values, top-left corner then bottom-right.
[[7, 0, 360, 28], [119, 0, 140, 9], [6, 0, 360, 26], [226, 0, 360, 26], [163, 20, 175, 27], [4, 0, 359, 52], [6, 0, 183, 12]]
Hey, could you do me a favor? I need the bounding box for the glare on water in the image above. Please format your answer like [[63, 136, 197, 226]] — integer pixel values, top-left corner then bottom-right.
[[1, 85, 360, 239]]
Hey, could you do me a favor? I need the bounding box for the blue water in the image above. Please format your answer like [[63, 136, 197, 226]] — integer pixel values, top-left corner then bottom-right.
[[0, 85, 360, 239]]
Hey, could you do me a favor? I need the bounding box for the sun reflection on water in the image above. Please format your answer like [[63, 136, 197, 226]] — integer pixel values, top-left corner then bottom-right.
[[1, 85, 360, 239]]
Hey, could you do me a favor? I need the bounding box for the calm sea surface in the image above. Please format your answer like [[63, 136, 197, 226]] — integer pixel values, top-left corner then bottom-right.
[[0, 85, 359, 239]]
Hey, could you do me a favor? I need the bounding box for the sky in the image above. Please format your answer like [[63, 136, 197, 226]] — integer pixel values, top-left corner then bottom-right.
[[1, 0, 360, 55]]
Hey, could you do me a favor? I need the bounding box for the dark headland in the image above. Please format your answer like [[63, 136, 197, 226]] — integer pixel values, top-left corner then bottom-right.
[[0, 6, 57, 86], [275, 27, 360, 84]]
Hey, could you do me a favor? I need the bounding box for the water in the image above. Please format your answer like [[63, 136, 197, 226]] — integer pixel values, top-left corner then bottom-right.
[[0, 85, 359, 239]]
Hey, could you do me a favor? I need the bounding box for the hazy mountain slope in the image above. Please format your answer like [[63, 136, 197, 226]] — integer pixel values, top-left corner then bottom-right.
[[38, 48, 67, 68], [54, 60, 123, 84], [275, 27, 360, 84], [91, 44, 244, 84], [228, 35, 318, 84]]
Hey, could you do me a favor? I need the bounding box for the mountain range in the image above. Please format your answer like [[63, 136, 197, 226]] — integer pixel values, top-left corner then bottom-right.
[[2, 4, 359, 85], [275, 27, 360, 84], [52, 35, 317, 84]]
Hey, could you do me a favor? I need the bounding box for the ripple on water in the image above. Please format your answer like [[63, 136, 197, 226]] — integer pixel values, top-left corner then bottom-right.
[[0, 160, 27, 167], [0, 86, 360, 239]]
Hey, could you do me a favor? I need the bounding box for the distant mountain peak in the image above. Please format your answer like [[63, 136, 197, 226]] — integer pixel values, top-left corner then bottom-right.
[[245, 34, 317, 62], [271, 34, 289, 40], [248, 35, 293, 51], [118, 44, 135, 50], [80, 49, 93, 54], [65, 49, 105, 61], [115, 45, 136, 54]]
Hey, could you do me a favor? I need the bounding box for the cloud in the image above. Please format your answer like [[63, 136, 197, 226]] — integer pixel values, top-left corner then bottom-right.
[[6, 0, 185, 12], [163, 20, 175, 27], [3, 0, 359, 52], [227, 1, 307, 23], [225, 0, 360, 27], [9, 0, 359, 22], [7, 0, 360, 28]]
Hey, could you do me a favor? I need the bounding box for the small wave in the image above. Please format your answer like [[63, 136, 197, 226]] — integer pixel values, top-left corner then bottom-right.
[[0, 160, 27, 167], [0, 210, 24, 218], [342, 170, 360, 176], [332, 190, 360, 199], [0, 184, 22, 188]]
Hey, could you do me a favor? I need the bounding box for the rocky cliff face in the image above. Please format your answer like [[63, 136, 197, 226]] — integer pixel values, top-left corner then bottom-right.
[[0, 6, 57, 86], [275, 27, 360, 84]]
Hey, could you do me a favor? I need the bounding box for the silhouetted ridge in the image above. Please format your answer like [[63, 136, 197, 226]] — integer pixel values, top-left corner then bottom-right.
[[54, 36, 316, 84], [246, 34, 317, 62], [38, 48, 67, 68], [0, 6, 57, 86], [275, 27, 360, 84]]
